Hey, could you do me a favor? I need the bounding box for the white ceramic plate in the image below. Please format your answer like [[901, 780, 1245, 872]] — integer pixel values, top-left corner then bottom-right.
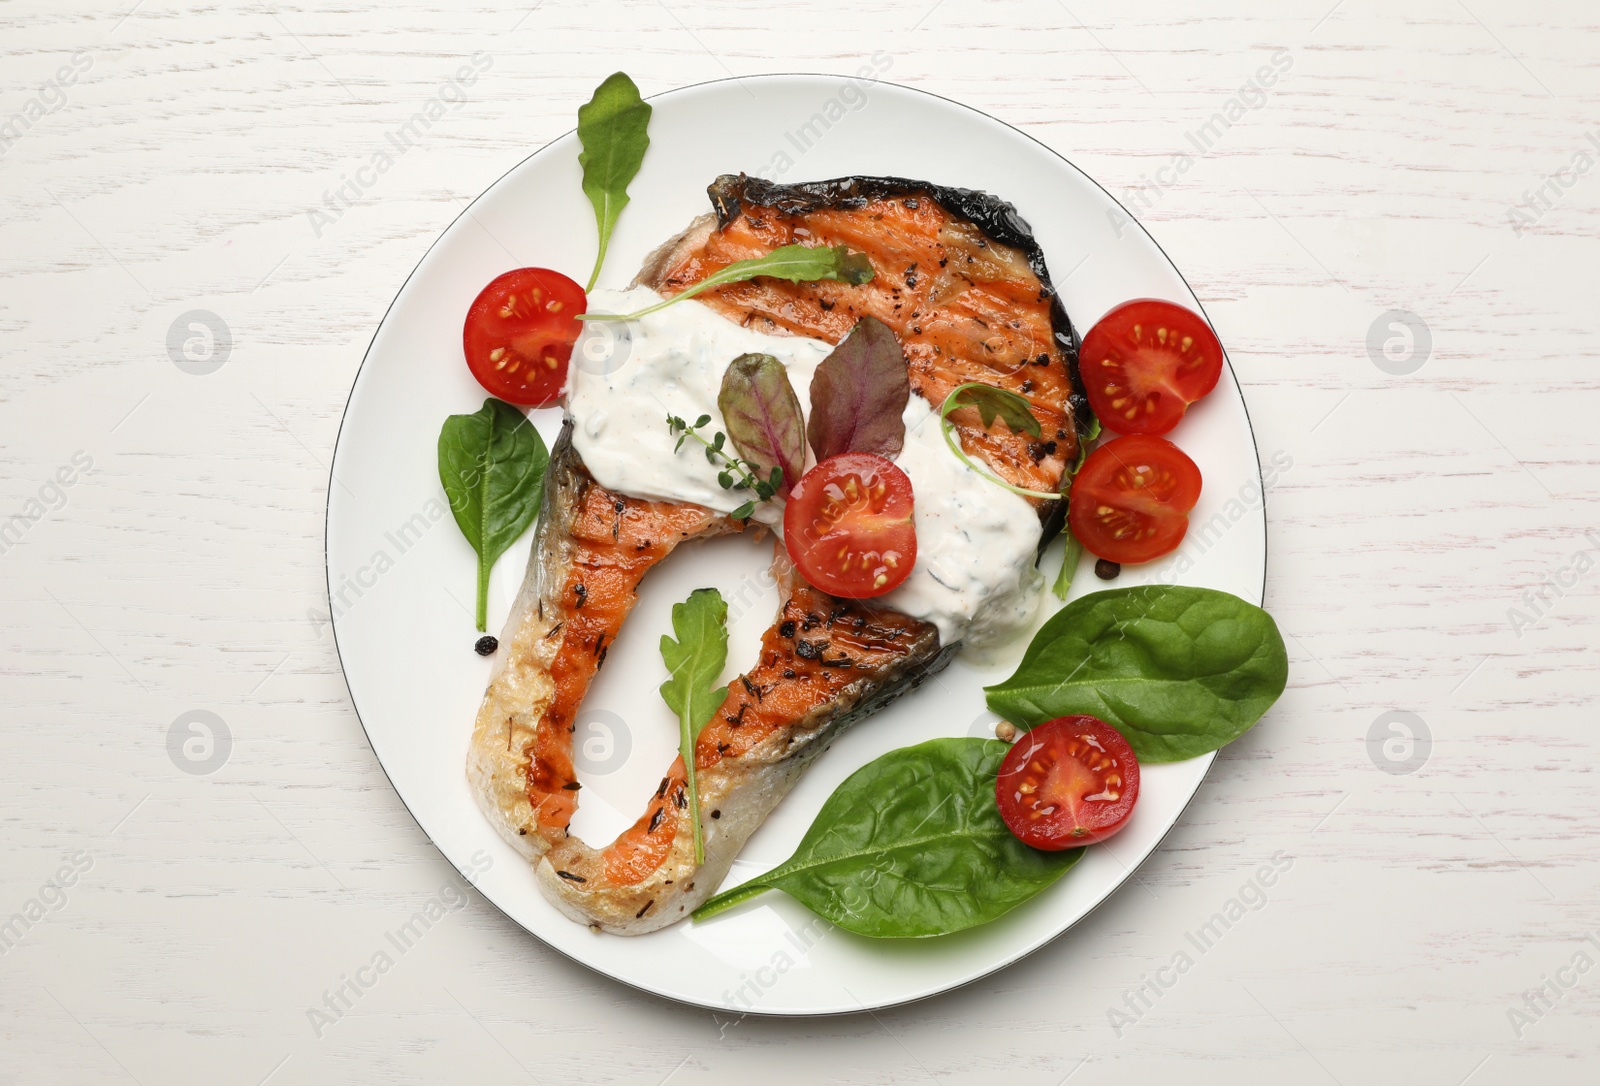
[[327, 75, 1266, 1016]]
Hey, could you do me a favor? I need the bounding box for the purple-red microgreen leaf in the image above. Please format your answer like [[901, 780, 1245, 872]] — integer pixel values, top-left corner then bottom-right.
[[717, 353, 807, 496], [806, 317, 910, 463]]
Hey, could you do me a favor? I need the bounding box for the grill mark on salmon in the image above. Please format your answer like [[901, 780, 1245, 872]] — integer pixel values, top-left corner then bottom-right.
[[468, 175, 1080, 934]]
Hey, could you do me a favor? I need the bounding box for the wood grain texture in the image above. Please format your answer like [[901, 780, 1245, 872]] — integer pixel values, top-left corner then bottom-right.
[[2, 0, 1597, 1082]]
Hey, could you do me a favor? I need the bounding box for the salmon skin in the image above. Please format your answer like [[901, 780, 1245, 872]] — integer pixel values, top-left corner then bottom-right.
[[468, 175, 1083, 934]]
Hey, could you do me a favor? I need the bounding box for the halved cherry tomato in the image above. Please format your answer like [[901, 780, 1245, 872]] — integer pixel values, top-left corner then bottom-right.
[[1069, 434, 1201, 564], [1080, 299, 1223, 435], [783, 452, 916, 599], [996, 715, 1139, 848], [463, 267, 586, 406]]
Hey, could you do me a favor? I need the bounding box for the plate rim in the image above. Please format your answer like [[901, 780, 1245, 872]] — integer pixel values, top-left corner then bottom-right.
[[325, 71, 1268, 1018]]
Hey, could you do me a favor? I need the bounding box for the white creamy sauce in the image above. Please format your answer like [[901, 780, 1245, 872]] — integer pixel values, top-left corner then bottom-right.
[[566, 286, 1043, 649]]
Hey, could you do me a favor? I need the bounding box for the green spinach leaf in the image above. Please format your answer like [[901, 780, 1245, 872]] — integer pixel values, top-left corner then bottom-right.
[[659, 588, 729, 864], [580, 244, 875, 322], [693, 738, 1080, 937], [985, 585, 1288, 762], [437, 398, 549, 632], [577, 72, 652, 291]]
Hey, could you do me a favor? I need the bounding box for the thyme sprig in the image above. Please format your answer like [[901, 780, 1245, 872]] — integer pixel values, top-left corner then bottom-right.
[[667, 413, 784, 521]]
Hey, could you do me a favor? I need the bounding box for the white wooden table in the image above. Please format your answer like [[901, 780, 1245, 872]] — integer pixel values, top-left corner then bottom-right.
[[3, 2, 1597, 1082]]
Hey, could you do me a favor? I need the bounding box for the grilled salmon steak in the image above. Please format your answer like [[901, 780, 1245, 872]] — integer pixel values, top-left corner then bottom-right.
[[467, 174, 1087, 934]]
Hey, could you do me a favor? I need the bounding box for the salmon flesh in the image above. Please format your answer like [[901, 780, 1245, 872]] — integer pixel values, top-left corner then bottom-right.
[[467, 174, 1087, 934]]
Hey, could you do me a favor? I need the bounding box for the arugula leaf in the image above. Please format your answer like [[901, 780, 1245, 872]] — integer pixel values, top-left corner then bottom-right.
[[718, 353, 807, 496], [580, 244, 875, 322], [1076, 414, 1102, 472], [658, 588, 729, 865], [807, 316, 910, 463], [1052, 416, 1101, 600], [937, 382, 1059, 500], [949, 382, 1043, 437], [577, 72, 652, 292], [1051, 528, 1084, 600], [437, 399, 549, 632], [985, 585, 1289, 762], [694, 738, 1080, 936]]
